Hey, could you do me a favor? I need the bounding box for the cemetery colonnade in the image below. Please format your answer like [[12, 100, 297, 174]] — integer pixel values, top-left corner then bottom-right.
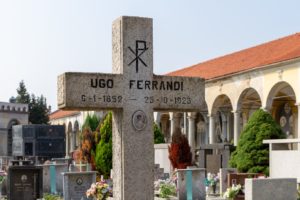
[[159, 64, 300, 149]]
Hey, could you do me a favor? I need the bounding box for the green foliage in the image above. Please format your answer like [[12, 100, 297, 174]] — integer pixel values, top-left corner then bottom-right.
[[95, 112, 112, 178], [14, 81, 49, 124], [29, 94, 49, 124], [16, 80, 30, 104], [154, 123, 165, 144], [82, 114, 100, 132], [43, 193, 63, 200], [230, 109, 286, 175], [160, 183, 177, 198]]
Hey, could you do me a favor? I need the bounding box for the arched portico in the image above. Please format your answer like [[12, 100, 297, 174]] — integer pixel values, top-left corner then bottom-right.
[[210, 95, 233, 144], [237, 87, 262, 128], [266, 81, 297, 138]]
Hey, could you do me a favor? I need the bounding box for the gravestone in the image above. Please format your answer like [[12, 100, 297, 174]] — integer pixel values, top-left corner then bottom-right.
[[245, 178, 297, 200], [219, 168, 237, 194], [57, 16, 204, 200], [8, 166, 43, 200], [176, 168, 206, 200], [228, 173, 260, 187], [41, 163, 68, 195], [62, 171, 96, 200], [197, 143, 233, 174]]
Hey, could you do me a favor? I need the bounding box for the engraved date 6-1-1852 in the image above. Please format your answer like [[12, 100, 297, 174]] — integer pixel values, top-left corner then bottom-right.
[[81, 95, 122, 103]]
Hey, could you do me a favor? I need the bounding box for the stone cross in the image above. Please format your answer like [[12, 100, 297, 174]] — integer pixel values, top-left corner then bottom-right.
[[57, 16, 204, 200]]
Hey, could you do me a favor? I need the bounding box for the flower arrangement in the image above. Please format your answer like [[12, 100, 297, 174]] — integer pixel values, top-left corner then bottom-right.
[[205, 173, 219, 186], [86, 180, 113, 200], [223, 184, 242, 199], [154, 172, 178, 198], [0, 170, 7, 184]]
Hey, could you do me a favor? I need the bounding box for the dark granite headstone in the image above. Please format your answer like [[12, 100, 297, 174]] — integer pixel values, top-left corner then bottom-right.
[[8, 166, 43, 200]]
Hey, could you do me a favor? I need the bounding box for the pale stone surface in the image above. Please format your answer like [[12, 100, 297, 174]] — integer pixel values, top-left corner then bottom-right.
[[154, 143, 171, 174], [264, 139, 300, 182], [245, 178, 297, 200], [112, 16, 154, 200], [176, 168, 206, 200]]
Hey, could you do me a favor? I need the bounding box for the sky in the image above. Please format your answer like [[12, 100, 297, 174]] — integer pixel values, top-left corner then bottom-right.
[[0, 0, 299, 111]]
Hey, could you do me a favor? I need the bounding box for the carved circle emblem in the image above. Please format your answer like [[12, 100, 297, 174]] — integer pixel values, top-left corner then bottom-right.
[[132, 110, 147, 131], [21, 175, 27, 183], [76, 177, 83, 185]]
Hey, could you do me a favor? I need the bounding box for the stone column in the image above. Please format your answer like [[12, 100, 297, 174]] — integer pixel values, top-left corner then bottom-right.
[[222, 116, 227, 142], [233, 110, 241, 146], [208, 114, 215, 144], [188, 112, 197, 161], [183, 112, 188, 136], [226, 113, 231, 142], [169, 112, 174, 138], [160, 114, 170, 143], [296, 103, 300, 141], [203, 114, 209, 144]]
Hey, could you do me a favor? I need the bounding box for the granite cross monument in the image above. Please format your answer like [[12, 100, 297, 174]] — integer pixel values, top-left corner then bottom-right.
[[57, 16, 204, 200]]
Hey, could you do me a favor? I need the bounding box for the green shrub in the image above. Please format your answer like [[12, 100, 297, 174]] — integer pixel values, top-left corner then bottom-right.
[[154, 123, 165, 144], [43, 193, 63, 200], [95, 112, 112, 178], [229, 109, 285, 175], [160, 183, 177, 198], [82, 114, 100, 132]]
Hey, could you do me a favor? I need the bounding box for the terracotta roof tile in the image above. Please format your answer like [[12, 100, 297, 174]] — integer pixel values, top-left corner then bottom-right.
[[168, 33, 300, 79], [49, 110, 80, 120]]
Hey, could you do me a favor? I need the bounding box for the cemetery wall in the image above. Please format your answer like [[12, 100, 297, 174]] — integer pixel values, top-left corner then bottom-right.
[[154, 143, 171, 174], [270, 150, 300, 182]]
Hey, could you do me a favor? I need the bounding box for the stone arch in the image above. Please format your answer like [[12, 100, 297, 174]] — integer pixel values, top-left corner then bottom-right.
[[211, 94, 233, 143], [7, 119, 20, 156], [266, 81, 297, 138], [195, 112, 208, 146], [67, 121, 73, 155], [237, 87, 262, 128]]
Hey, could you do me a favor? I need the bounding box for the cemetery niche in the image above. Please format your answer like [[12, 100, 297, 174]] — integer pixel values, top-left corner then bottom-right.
[[12, 124, 65, 162], [57, 16, 205, 200]]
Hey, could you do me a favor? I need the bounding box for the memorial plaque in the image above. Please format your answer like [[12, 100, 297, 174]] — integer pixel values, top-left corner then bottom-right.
[[8, 166, 43, 200], [62, 171, 96, 200]]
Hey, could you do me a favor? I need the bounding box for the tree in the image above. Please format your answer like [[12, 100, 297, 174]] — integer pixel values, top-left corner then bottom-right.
[[16, 80, 30, 104], [29, 94, 49, 124], [168, 127, 192, 169], [229, 109, 286, 175], [82, 114, 100, 132], [14, 81, 49, 124], [154, 123, 165, 144], [95, 112, 112, 178]]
